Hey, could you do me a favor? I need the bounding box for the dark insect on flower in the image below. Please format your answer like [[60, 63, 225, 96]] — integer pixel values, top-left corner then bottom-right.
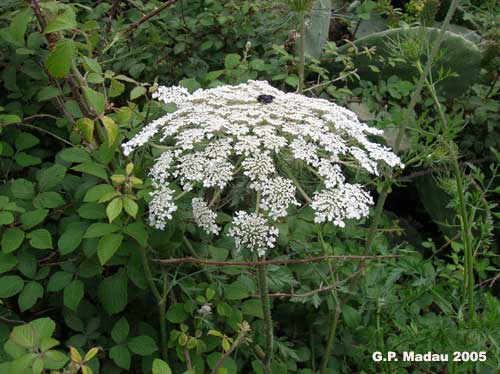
[[257, 94, 275, 104]]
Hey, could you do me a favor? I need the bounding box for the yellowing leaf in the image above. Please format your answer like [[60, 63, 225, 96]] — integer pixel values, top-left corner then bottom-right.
[[69, 346, 82, 363], [100, 116, 118, 145], [106, 198, 123, 223]]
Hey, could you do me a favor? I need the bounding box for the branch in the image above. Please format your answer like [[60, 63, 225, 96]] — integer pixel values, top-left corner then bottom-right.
[[154, 254, 400, 267], [211, 322, 251, 374], [268, 268, 362, 298], [124, 0, 178, 35]]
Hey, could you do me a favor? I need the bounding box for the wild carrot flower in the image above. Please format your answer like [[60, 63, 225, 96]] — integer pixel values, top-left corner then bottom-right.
[[123, 80, 403, 256]]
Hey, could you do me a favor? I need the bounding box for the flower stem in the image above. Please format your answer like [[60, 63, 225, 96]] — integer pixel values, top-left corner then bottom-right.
[[415, 62, 475, 321], [257, 264, 273, 373], [140, 246, 169, 360], [320, 300, 341, 373]]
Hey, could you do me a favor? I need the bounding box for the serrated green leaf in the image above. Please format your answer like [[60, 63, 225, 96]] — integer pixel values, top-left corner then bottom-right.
[[122, 196, 138, 218], [106, 198, 122, 223], [59, 148, 91, 163], [100, 116, 118, 145], [109, 345, 130, 369], [27, 229, 53, 249], [20, 209, 48, 229], [109, 78, 125, 98], [64, 280, 84, 311], [123, 222, 148, 247], [97, 233, 123, 265], [47, 271, 73, 292], [84, 184, 115, 202], [83, 87, 105, 115], [84, 223, 120, 238], [72, 161, 108, 180], [15, 132, 39, 151], [128, 335, 157, 356], [98, 270, 127, 314], [45, 39, 76, 78], [75, 118, 94, 143], [18, 281, 43, 312], [58, 222, 85, 255], [0, 275, 24, 297], [45, 8, 77, 34], [152, 358, 172, 374], [130, 86, 146, 100], [111, 317, 129, 344], [1, 227, 25, 253], [10, 179, 35, 200], [33, 192, 65, 209]]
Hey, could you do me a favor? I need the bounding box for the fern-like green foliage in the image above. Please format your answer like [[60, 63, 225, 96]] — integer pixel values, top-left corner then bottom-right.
[[334, 27, 483, 98]]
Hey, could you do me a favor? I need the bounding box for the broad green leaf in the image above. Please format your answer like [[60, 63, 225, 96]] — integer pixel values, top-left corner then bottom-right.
[[45, 8, 77, 33], [72, 161, 108, 180], [27, 229, 53, 249], [47, 271, 73, 292], [101, 116, 118, 145], [0, 275, 24, 297], [109, 78, 125, 98], [152, 359, 172, 374], [98, 270, 128, 314], [14, 152, 42, 167], [111, 317, 129, 344], [59, 148, 91, 163], [84, 223, 119, 238], [166, 303, 188, 323], [6, 8, 33, 46], [84, 184, 114, 202], [10, 179, 35, 200], [127, 335, 157, 356], [83, 87, 105, 115], [11, 353, 37, 372], [45, 39, 76, 78], [123, 222, 148, 247], [37, 86, 61, 101], [224, 281, 250, 300], [15, 132, 39, 151], [58, 222, 85, 255], [0, 114, 21, 124], [0, 252, 17, 273], [241, 299, 263, 318], [82, 56, 102, 74], [21, 209, 49, 229], [77, 203, 106, 219], [76, 118, 94, 143], [109, 345, 130, 370], [97, 233, 123, 265], [10, 324, 35, 348], [0, 211, 14, 225], [122, 196, 138, 218], [37, 164, 66, 191], [224, 53, 241, 69], [33, 191, 65, 209], [63, 279, 84, 311], [342, 305, 361, 329], [106, 198, 123, 223], [18, 281, 43, 312], [1, 227, 25, 253], [130, 86, 146, 100]]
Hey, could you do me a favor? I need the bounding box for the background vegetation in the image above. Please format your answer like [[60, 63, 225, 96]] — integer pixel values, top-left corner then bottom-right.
[[0, 0, 499, 373]]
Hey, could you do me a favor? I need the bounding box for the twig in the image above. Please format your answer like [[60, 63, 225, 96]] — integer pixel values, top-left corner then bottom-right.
[[124, 0, 178, 35], [154, 254, 400, 267], [477, 274, 500, 288], [269, 268, 361, 298], [211, 322, 251, 374], [302, 70, 358, 93], [184, 348, 193, 370]]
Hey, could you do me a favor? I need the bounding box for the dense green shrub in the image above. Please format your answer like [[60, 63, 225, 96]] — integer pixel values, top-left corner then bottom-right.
[[0, 1, 498, 373]]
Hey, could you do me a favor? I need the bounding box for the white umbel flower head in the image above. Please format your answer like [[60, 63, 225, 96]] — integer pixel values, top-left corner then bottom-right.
[[192, 197, 220, 235], [123, 80, 403, 257], [228, 211, 279, 257]]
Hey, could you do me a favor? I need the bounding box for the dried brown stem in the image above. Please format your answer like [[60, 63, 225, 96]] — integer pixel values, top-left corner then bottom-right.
[[154, 254, 399, 267], [124, 0, 178, 35]]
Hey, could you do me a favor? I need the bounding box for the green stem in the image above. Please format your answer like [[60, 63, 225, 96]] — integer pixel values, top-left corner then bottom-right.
[[257, 264, 273, 373], [416, 62, 475, 321], [298, 11, 306, 94], [140, 247, 169, 360], [320, 301, 341, 373], [364, 0, 460, 255]]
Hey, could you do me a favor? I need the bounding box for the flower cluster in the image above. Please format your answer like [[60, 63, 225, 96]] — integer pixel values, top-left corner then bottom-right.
[[123, 80, 403, 256]]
